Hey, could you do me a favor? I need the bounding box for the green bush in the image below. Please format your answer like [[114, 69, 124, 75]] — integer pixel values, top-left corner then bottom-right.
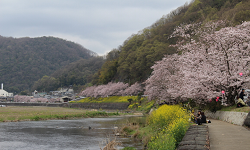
[[127, 98, 133, 104], [206, 98, 223, 112], [31, 116, 40, 121], [122, 126, 134, 134]]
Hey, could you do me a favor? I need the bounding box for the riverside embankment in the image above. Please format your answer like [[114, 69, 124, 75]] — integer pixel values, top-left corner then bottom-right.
[[0, 102, 129, 110], [0, 106, 121, 122], [205, 110, 249, 126]]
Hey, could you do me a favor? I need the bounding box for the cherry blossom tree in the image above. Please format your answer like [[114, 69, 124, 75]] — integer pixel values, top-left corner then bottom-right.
[[49, 97, 61, 103], [14, 95, 49, 103], [80, 85, 97, 97], [145, 21, 250, 105], [80, 82, 130, 98], [144, 54, 182, 102], [123, 82, 144, 96], [106, 82, 129, 96], [14, 95, 31, 102], [80, 82, 145, 98]]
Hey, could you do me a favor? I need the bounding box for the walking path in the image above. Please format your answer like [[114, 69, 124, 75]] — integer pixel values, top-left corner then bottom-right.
[[206, 119, 250, 150]]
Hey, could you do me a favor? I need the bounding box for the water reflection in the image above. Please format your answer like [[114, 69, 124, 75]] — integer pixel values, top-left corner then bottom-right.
[[0, 116, 145, 150]]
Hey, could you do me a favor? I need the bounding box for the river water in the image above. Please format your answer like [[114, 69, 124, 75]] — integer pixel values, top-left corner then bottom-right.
[[0, 116, 145, 150]]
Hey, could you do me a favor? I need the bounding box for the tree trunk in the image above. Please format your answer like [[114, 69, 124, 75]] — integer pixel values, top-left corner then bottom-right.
[[226, 86, 238, 106]]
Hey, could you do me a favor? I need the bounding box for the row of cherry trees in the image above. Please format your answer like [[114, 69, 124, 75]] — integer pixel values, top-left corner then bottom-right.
[[80, 82, 143, 98], [145, 21, 250, 105], [14, 95, 60, 103], [80, 21, 250, 105]]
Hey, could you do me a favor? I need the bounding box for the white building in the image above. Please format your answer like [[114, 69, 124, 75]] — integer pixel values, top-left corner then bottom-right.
[[0, 83, 13, 97]]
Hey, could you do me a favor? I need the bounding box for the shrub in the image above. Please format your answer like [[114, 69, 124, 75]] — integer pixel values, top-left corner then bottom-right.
[[122, 126, 134, 134], [32, 116, 40, 121], [127, 98, 133, 104], [206, 98, 223, 112]]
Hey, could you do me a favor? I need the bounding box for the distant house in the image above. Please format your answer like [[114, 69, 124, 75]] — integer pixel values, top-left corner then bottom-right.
[[33, 90, 47, 98], [33, 90, 39, 98], [32, 87, 74, 103], [60, 96, 72, 103], [0, 83, 13, 97], [0, 83, 14, 102], [51, 87, 74, 97]]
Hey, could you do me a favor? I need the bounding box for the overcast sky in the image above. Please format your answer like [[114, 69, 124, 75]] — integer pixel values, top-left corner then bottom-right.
[[0, 0, 191, 55]]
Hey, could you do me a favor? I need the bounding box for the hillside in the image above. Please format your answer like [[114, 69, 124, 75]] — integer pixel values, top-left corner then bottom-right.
[[32, 57, 105, 93], [0, 36, 96, 93], [94, 0, 250, 85]]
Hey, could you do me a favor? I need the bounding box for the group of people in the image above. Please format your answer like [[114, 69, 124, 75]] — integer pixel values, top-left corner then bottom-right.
[[191, 89, 249, 125], [195, 111, 207, 125]]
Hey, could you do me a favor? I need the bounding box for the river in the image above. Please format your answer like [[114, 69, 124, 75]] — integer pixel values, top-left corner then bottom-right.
[[0, 116, 145, 150]]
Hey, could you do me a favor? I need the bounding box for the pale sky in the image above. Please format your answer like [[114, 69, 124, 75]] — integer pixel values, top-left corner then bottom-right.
[[0, 0, 191, 55]]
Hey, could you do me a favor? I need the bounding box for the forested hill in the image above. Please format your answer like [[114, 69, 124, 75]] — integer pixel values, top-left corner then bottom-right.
[[0, 36, 96, 93], [94, 0, 250, 85], [32, 57, 105, 93]]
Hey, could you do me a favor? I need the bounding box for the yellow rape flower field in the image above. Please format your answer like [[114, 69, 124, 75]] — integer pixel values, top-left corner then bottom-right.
[[146, 105, 191, 150]]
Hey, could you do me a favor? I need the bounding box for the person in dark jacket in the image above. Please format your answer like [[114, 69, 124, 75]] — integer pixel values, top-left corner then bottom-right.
[[239, 89, 246, 100], [195, 111, 202, 125], [201, 112, 207, 123], [238, 89, 246, 108]]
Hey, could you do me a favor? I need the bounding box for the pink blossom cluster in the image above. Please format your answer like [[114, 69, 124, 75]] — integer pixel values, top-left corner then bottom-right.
[[14, 95, 59, 103], [123, 82, 144, 96], [145, 21, 250, 104], [80, 82, 143, 98], [30, 97, 48, 103], [14, 95, 32, 102], [49, 97, 61, 103]]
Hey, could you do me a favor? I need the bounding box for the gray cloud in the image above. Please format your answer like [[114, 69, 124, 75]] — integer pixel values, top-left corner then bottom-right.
[[0, 0, 191, 55]]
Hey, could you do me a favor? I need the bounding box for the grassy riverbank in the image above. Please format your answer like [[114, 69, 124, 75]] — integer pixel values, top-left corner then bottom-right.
[[0, 106, 119, 122]]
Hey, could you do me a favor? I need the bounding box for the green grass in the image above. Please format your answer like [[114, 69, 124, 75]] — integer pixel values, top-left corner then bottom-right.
[[220, 105, 250, 113], [136, 125, 156, 146], [121, 147, 136, 150], [136, 100, 155, 113], [0, 106, 119, 122], [69, 96, 136, 103]]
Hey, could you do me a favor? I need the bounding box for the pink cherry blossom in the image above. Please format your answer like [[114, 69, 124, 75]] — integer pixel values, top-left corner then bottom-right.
[[145, 21, 250, 105], [80, 82, 143, 98]]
